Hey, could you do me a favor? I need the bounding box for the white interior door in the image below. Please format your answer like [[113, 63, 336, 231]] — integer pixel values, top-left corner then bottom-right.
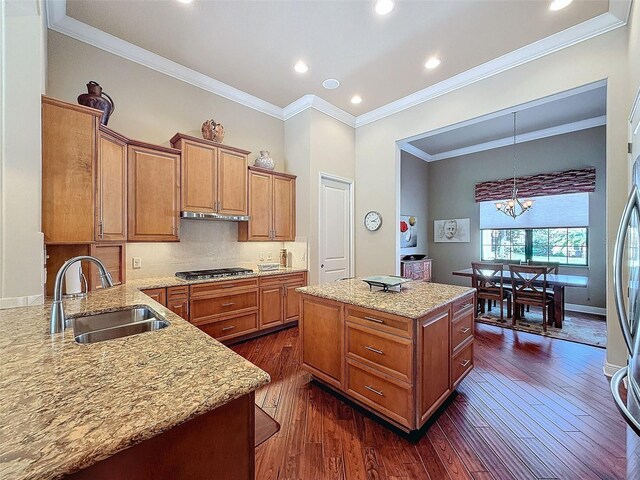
[[319, 175, 353, 284]]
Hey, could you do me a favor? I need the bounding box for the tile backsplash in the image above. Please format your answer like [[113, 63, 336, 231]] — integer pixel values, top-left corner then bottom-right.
[[126, 220, 307, 279]]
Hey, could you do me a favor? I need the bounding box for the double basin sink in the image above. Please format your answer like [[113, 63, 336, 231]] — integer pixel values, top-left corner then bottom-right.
[[71, 307, 169, 344]]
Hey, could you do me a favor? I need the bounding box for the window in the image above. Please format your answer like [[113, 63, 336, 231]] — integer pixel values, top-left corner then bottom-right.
[[481, 227, 588, 266]]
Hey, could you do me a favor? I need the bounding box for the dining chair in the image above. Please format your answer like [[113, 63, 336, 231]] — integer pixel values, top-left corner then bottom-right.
[[471, 262, 511, 321], [509, 265, 555, 332], [523, 261, 559, 312]]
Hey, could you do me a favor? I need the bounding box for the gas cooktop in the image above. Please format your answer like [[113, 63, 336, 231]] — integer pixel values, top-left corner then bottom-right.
[[175, 267, 254, 281]]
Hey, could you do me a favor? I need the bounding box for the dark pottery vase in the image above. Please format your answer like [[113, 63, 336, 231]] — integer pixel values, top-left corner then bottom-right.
[[77, 81, 115, 125]]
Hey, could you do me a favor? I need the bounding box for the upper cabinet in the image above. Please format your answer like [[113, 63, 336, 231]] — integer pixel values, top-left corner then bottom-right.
[[127, 141, 181, 242], [96, 126, 127, 241], [170, 133, 249, 216], [238, 166, 296, 242], [42, 96, 101, 243]]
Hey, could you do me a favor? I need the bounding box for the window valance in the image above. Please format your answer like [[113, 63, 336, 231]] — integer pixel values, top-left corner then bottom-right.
[[474, 168, 596, 203]]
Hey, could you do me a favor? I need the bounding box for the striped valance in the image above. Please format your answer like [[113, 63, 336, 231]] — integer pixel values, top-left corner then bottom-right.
[[474, 168, 596, 203]]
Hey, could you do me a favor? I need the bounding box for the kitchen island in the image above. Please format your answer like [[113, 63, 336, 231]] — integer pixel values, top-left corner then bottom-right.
[[297, 279, 476, 432], [0, 284, 270, 480]]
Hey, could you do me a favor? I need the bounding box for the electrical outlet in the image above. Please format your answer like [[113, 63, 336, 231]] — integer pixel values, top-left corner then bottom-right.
[[132, 257, 142, 269], [267, 252, 273, 261], [260, 252, 265, 262]]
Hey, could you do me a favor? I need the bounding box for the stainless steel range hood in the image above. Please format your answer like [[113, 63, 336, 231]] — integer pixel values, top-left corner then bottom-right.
[[181, 211, 250, 222]]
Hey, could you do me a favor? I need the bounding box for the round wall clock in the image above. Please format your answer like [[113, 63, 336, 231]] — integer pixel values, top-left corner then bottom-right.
[[364, 211, 383, 231]]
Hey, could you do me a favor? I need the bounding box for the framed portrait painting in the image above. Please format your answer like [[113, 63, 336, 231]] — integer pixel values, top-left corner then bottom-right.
[[434, 218, 470, 243]]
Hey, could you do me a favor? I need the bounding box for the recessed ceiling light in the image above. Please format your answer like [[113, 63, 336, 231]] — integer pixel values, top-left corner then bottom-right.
[[294, 61, 308, 73], [351, 95, 362, 105], [322, 79, 340, 90], [177, 0, 193, 4], [424, 57, 441, 70], [374, 0, 395, 15], [549, 0, 573, 11]]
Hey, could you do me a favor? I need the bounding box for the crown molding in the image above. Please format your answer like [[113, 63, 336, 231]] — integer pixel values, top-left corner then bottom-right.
[[420, 115, 606, 162], [283, 95, 356, 127], [355, 12, 626, 128], [397, 143, 432, 162], [45, 0, 627, 130], [44, 0, 284, 120]]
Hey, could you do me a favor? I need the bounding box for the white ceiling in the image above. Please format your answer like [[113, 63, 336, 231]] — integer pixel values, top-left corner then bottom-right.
[[404, 82, 607, 161], [63, 0, 612, 116]]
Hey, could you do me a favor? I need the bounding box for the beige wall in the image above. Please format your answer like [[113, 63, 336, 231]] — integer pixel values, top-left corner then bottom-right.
[[400, 151, 429, 256], [47, 31, 293, 278], [354, 27, 630, 369], [0, 1, 46, 309], [629, 1, 640, 105]]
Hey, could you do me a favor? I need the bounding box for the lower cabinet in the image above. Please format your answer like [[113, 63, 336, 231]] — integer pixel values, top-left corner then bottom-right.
[[299, 291, 475, 432], [141, 271, 307, 343], [400, 259, 432, 282]]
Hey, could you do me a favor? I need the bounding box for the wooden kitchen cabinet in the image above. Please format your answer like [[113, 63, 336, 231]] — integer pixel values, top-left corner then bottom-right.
[[401, 258, 432, 282], [142, 288, 167, 306], [167, 286, 189, 320], [238, 167, 296, 242], [259, 272, 307, 327], [170, 133, 249, 216], [96, 127, 127, 241], [89, 243, 125, 289], [42, 96, 101, 243], [128, 141, 181, 242], [260, 285, 283, 328]]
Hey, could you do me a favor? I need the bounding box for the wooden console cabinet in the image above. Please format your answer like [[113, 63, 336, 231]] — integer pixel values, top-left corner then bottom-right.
[[299, 290, 475, 432]]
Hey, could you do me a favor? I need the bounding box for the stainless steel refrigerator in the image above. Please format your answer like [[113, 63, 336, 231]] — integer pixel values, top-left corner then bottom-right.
[[612, 157, 640, 478]]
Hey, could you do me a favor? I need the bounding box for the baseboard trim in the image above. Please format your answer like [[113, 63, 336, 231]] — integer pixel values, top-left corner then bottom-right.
[[0, 294, 44, 310], [604, 361, 625, 378], [565, 303, 606, 316]]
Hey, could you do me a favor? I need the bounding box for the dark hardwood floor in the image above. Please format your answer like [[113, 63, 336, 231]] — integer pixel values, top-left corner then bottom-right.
[[232, 322, 629, 480]]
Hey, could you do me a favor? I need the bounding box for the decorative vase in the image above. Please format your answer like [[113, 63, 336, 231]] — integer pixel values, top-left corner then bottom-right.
[[254, 150, 275, 170], [77, 81, 115, 126], [201, 119, 225, 143]]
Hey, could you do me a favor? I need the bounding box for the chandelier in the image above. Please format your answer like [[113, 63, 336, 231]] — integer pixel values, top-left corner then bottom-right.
[[494, 112, 534, 218]]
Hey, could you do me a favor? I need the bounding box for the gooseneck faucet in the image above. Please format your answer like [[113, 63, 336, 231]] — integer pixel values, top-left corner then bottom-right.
[[50, 256, 114, 334]]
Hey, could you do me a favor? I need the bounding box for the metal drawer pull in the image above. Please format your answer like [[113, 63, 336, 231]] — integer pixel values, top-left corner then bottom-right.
[[363, 316, 384, 324], [460, 303, 473, 309], [460, 327, 471, 334], [222, 302, 235, 307], [364, 385, 384, 396], [221, 325, 236, 331], [364, 345, 384, 355], [460, 359, 471, 367]]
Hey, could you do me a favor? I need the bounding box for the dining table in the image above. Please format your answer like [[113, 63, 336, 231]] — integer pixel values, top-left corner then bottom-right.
[[451, 267, 588, 328]]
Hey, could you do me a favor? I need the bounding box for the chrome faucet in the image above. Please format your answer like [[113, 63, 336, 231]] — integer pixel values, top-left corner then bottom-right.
[[50, 256, 114, 334]]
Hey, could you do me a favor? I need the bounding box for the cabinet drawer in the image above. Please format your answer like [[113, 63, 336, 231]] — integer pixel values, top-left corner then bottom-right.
[[190, 290, 258, 324], [198, 313, 258, 341], [452, 340, 474, 389], [452, 293, 475, 316], [346, 360, 412, 429], [167, 285, 189, 299], [259, 272, 306, 286], [452, 310, 474, 352], [346, 322, 412, 383], [346, 306, 412, 339], [142, 288, 166, 307], [190, 278, 258, 297]]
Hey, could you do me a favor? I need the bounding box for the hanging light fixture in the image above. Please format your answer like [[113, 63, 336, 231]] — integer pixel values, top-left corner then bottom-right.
[[495, 112, 534, 218]]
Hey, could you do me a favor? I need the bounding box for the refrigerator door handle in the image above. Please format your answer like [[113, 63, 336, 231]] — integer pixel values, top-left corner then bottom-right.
[[614, 185, 640, 353], [611, 366, 640, 436]]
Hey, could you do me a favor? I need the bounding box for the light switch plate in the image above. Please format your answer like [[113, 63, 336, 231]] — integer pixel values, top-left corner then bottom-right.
[[132, 257, 142, 269]]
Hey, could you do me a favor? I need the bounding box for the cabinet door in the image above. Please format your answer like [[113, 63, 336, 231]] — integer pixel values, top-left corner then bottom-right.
[[418, 308, 451, 423], [272, 176, 295, 241], [167, 297, 189, 320], [218, 148, 248, 215], [89, 243, 125, 289], [246, 170, 273, 241], [423, 260, 432, 282], [142, 288, 167, 307], [96, 130, 127, 241], [300, 296, 343, 389], [284, 282, 303, 323], [182, 140, 216, 213], [42, 99, 97, 242], [260, 286, 283, 328], [128, 145, 180, 241], [401, 263, 412, 279]]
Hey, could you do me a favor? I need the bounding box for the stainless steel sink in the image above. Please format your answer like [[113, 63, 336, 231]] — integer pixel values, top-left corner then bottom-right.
[[72, 307, 169, 344]]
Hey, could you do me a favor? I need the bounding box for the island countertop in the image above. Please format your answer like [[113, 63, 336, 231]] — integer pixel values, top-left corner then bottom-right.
[[0, 284, 270, 480], [297, 278, 475, 319]]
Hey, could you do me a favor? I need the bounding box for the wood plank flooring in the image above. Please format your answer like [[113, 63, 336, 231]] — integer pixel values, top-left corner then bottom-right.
[[232, 322, 629, 480]]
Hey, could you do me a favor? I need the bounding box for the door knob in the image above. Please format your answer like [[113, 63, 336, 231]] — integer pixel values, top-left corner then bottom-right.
[[321, 264, 324, 268]]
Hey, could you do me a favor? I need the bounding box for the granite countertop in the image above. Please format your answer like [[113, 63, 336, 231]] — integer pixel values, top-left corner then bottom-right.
[[127, 267, 308, 289], [297, 278, 474, 319], [0, 284, 271, 480]]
